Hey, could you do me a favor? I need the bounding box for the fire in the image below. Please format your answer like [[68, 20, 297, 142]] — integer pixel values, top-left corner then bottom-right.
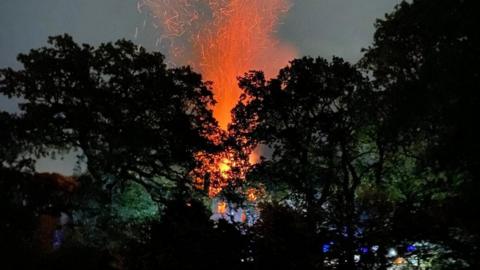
[[142, 0, 296, 195], [246, 188, 257, 202], [191, 150, 238, 196], [143, 0, 297, 129], [217, 201, 228, 214], [218, 158, 231, 178]]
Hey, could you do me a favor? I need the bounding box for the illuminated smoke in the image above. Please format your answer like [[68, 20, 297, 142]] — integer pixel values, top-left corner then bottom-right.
[[142, 0, 297, 129], [139, 0, 296, 196]]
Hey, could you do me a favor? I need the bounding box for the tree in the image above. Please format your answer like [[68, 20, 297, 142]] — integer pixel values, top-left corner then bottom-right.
[[0, 111, 36, 170], [362, 0, 480, 174], [361, 0, 480, 267], [0, 34, 219, 202], [126, 198, 247, 270], [250, 202, 317, 270], [231, 57, 375, 269]]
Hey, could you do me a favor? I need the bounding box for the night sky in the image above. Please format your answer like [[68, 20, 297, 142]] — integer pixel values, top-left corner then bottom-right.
[[0, 0, 399, 174]]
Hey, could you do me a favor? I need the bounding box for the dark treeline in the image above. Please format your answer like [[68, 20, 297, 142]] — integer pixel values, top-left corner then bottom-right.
[[1, 0, 479, 269]]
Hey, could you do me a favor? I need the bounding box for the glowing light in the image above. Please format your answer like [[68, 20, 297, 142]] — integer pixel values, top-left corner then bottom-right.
[[406, 244, 417, 252], [354, 255, 361, 263], [144, 0, 297, 130], [219, 158, 231, 178], [191, 150, 246, 196], [393, 257, 407, 265], [217, 201, 227, 214], [241, 210, 247, 223], [246, 188, 257, 201], [143, 0, 297, 195], [387, 248, 398, 258]]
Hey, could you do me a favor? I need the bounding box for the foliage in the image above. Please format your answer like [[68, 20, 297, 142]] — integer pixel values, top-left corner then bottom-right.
[[68, 175, 158, 249], [125, 198, 247, 270], [0, 34, 219, 202], [1, 0, 480, 267], [361, 0, 480, 267], [232, 56, 376, 268]]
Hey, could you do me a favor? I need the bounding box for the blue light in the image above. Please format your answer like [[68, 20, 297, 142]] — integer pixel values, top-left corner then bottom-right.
[[52, 229, 64, 250], [359, 247, 369, 254], [322, 244, 331, 253], [406, 244, 416, 252]]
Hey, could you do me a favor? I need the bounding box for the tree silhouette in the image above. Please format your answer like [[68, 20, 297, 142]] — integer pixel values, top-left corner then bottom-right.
[[362, 0, 480, 267], [232, 57, 377, 269], [1, 0, 479, 267], [0, 34, 219, 202], [130, 198, 246, 270]]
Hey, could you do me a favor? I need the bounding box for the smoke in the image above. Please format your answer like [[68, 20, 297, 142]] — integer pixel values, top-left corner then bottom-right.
[[143, 0, 297, 129]]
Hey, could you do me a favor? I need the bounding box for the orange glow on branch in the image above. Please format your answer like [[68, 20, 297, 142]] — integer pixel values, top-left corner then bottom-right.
[[143, 0, 296, 195], [219, 158, 231, 179], [191, 150, 240, 196], [246, 188, 258, 202]]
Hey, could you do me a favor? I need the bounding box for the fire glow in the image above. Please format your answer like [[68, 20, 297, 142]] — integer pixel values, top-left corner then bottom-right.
[[141, 0, 297, 195], [143, 0, 296, 129]]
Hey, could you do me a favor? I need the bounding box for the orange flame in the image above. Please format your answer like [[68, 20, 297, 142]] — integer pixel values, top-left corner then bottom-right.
[[143, 0, 296, 195], [246, 188, 258, 202], [218, 158, 231, 178], [144, 0, 296, 129], [217, 201, 228, 214]]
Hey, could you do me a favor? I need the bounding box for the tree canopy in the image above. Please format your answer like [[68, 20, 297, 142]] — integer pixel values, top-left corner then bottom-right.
[[1, 0, 480, 269], [0, 34, 219, 201]]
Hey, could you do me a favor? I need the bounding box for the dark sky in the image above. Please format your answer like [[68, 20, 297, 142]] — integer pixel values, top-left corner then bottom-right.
[[0, 0, 399, 174]]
